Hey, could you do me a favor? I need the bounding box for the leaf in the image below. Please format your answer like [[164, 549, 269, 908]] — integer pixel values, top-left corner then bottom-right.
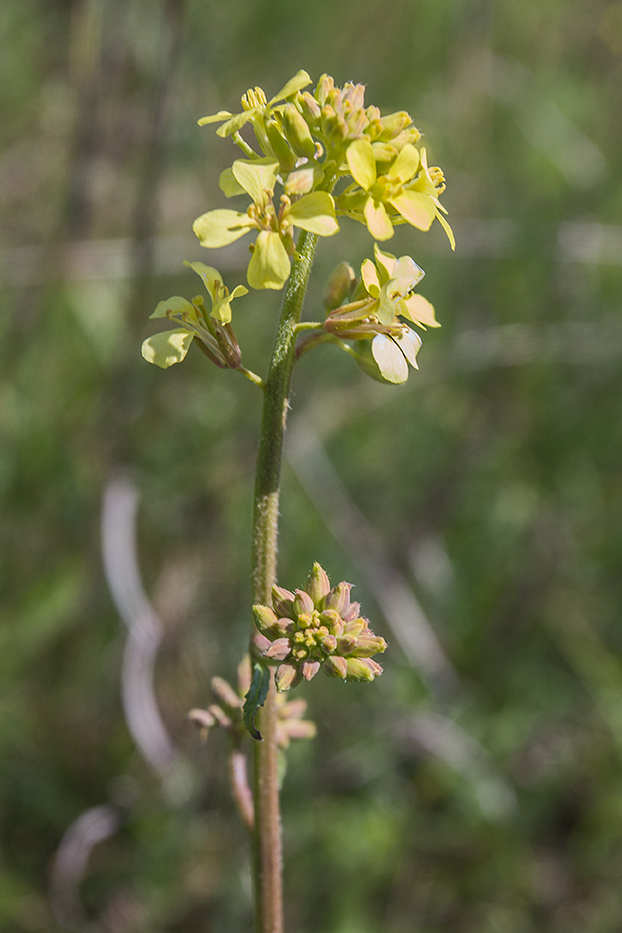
[[286, 192, 339, 236], [243, 663, 270, 740], [141, 329, 194, 368]]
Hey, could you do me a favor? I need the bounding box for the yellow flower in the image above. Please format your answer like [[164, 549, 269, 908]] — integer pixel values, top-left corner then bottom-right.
[[192, 158, 338, 290], [198, 71, 312, 139]]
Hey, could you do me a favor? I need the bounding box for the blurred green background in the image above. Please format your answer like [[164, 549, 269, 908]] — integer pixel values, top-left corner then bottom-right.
[[3, 0, 622, 930]]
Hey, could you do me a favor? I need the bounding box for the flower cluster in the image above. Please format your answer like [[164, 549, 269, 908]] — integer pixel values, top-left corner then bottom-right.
[[188, 658, 316, 749], [252, 563, 387, 691], [141, 260, 246, 369], [194, 71, 453, 291], [321, 244, 439, 384]]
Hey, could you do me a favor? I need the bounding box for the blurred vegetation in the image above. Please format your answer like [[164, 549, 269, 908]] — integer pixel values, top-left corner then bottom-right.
[[2, 0, 622, 930]]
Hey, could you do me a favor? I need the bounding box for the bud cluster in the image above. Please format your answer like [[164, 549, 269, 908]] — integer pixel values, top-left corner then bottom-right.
[[252, 563, 387, 692]]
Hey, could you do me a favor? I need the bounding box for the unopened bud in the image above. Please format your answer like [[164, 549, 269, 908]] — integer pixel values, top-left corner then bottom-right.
[[275, 617, 296, 637], [323, 581, 353, 616], [315, 73, 334, 106], [282, 103, 316, 159], [322, 655, 348, 679], [253, 604, 279, 633], [350, 634, 388, 658], [320, 633, 337, 653], [336, 634, 358, 655], [323, 263, 356, 312], [319, 608, 343, 635], [272, 585, 295, 617], [378, 110, 412, 140], [301, 659, 321, 681], [275, 662, 301, 692], [299, 91, 321, 122], [342, 601, 361, 623], [294, 589, 314, 616], [265, 118, 297, 172], [343, 617, 367, 636], [345, 657, 382, 682], [211, 676, 242, 709], [307, 562, 331, 606], [252, 631, 271, 658], [264, 638, 292, 661]]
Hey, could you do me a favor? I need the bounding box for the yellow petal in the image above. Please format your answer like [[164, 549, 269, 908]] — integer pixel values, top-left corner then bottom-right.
[[269, 70, 312, 106], [388, 191, 435, 230], [346, 138, 376, 190], [197, 110, 232, 126], [231, 159, 279, 206], [193, 210, 255, 248], [373, 243, 397, 282], [386, 143, 420, 184], [247, 231, 291, 290], [401, 294, 440, 328], [285, 191, 339, 236], [183, 260, 222, 303], [150, 295, 195, 320], [435, 210, 456, 250], [219, 167, 245, 197], [392, 328, 421, 368], [141, 329, 194, 368], [364, 198, 394, 241], [371, 333, 408, 383], [360, 258, 380, 297]]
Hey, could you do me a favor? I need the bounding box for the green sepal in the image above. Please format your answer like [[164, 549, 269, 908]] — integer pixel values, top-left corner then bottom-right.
[[243, 663, 270, 741], [268, 70, 312, 106]]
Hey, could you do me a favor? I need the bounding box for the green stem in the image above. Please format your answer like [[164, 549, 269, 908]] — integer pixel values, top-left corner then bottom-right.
[[250, 229, 319, 933]]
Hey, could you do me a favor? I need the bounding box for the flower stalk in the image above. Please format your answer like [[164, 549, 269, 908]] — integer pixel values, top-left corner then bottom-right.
[[250, 228, 318, 933]]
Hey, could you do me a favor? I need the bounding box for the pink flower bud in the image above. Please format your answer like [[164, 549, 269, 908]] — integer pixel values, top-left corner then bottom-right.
[[253, 604, 279, 633], [301, 659, 321, 681], [322, 655, 348, 679], [275, 662, 301, 692], [323, 582, 352, 616], [306, 562, 331, 606], [272, 586, 295, 617], [264, 638, 292, 661]]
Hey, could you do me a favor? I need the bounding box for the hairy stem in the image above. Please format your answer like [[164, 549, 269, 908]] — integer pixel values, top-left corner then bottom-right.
[[250, 229, 319, 933]]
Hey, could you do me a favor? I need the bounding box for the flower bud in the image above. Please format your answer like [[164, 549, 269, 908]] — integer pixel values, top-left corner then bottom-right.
[[343, 617, 367, 636], [294, 589, 314, 616], [319, 609, 343, 635], [276, 662, 301, 692], [323, 581, 352, 615], [299, 91, 321, 122], [345, 657, 382, 682], [264, 638, 292, 661], [320, 633, 337, 653], [349, 634, 388, 658], [265, 118, 297, 172], [253, 604, 279, 633], [323, 263, 356, 312], [315, 73, 335, 106], [342, 601, 361, 623], [252, 631, 272, 657], [336, 634, 358, 655], [307, 562, 331, 606], [301, 659, 321, 681], [378, 110, 413, 140], [272, 585, 295, 617], [323, 655, 348, 679], [275, 617, 296, 637], [282, 103, 316, 159], [211, 676, 242, 709]]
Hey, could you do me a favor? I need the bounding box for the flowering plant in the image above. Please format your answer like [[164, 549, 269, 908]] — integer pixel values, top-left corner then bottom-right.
[[142, 70, 453, 932]]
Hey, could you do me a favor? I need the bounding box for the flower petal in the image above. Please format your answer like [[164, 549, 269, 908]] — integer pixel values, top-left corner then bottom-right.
[[388, 191, 436, 231], [392, 327, 421, 368], [268, 70, 312, 106], [364, 198, 394, 240], [150, 295, 195, 320], [386, 143, 420, 184], [197, 110, 232, 126], [360, 258, 380, 297], [373, 244, 397, 283], [193, 209, 255, 248], [401, 294, 440, 328], [435, 209, 456, 250], [216, 110, 254, 137], [231, 159, 279, 206], [371, 333, 409, 383], [247, 231, 291, 290], [286, 191, 339, 236], [219, 167, 245, 197], [391, 256, 425, 294], [346, 138, 376, 190], [141, 328, 194, 368], [183, 260, 222, 303]]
